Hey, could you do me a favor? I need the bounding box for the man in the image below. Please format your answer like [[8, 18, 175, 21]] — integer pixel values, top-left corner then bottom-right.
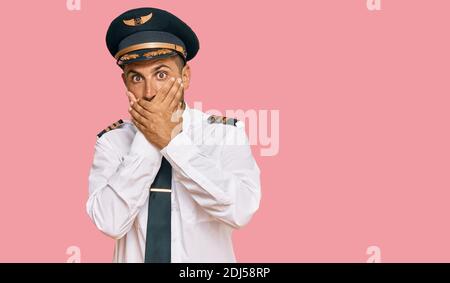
[[86, 7, 261, 263]]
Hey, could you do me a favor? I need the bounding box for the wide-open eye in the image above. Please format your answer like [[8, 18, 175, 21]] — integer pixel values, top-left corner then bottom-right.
[[131, 74, 143, 83], [156, 71, 168, 80]]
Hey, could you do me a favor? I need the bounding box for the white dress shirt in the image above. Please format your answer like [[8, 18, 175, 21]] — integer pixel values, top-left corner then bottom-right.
[[86, 104, 261, 263]]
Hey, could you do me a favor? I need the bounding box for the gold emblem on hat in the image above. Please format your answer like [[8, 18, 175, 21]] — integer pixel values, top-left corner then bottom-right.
[[143, 49, 173, 58], [120, 53, 140, 61], [123, 13, 153, 26]]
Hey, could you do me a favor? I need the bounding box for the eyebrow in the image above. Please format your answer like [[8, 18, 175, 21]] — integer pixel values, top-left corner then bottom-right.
[[153, 64, 172, 72], [126, 70, 143, 77], [126, 64, 172, 77]]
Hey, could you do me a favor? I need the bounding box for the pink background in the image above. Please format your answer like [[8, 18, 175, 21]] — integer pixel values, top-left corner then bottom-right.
[[1, 0, 450, 262]]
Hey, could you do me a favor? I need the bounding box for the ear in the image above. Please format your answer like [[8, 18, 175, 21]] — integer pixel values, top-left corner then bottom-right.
[[181, 64, 191, 90], [121, 73, 127, 86]]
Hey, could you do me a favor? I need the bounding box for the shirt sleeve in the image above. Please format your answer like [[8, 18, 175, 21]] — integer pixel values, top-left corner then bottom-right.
[[160, 124, 261, 229], [86, 130, 162, 239]]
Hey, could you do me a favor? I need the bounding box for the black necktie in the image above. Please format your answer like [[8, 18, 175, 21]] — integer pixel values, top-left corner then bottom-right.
[[144, 157, 172, 263]]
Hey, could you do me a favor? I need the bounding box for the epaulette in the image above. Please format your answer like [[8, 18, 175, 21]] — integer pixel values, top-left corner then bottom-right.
[[97, 119, 124, 139], [207, 115, 238, 126]]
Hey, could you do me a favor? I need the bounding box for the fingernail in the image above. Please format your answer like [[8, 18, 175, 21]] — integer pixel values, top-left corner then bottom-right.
[[128, 107, 132, 111], [130, 101, 134, 106]]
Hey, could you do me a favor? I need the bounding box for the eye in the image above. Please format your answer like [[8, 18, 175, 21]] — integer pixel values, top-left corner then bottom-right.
[[131, 75, 143, 83], [156, 71, 168, 80]]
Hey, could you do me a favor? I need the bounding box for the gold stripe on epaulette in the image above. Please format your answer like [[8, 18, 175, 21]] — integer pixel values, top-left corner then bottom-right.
[[207, 115, 238, 126], [97, 119, 124, 139]]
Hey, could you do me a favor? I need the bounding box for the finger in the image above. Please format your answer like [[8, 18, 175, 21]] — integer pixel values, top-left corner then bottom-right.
[[168, 82, 184, 111], [126, 91, 132, 103], [163, 78, 182, 107], [171, 109, 183, 124], [153, 77, 176, 103], [136, 97, 155, 112], [131, 99, 151, 119], [126, 91, 137, 105], [128, 104, 148, 125], [131, 117, 146, 131]]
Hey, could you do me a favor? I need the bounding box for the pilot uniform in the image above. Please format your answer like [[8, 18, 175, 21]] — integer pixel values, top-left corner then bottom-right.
[[86, 7, 261, 263]]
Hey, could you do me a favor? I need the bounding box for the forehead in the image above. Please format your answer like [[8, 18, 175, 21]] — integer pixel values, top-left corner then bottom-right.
[[124, 56, 178, 72]]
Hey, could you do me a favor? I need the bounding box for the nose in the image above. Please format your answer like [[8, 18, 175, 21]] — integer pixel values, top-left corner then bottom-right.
[[143, 80, 155, 100], [143, 95, 156, 102]]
